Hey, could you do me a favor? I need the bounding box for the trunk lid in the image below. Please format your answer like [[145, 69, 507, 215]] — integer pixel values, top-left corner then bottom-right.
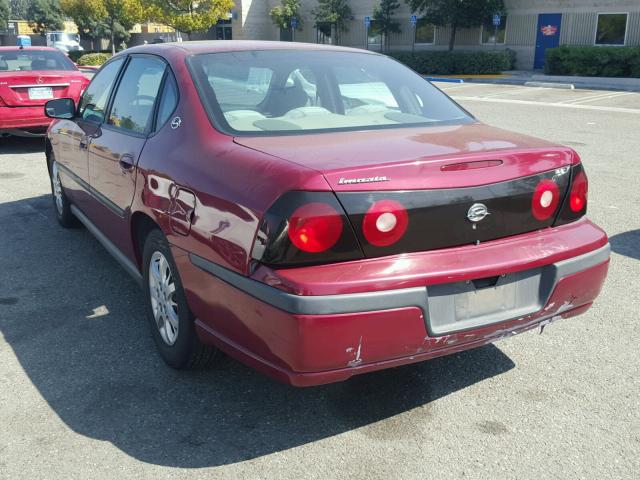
[[233, 123, 575, 190], [0, 71, 86, 107], [236, 123, 578, 258]]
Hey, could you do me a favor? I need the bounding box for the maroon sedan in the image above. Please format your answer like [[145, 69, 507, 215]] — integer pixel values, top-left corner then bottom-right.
[[44, 42, 609, 386], [0, 46, 89, 137]]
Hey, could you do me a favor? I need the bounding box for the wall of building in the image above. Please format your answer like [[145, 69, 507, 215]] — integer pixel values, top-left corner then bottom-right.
[[231, 0, 640, 70]]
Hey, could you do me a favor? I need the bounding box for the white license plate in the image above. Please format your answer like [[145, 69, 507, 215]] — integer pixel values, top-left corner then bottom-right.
[[28, 87, 54, 100]]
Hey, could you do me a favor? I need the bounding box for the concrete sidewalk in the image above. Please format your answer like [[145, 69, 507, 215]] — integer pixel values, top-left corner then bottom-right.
[[431, 71, 640, 92]]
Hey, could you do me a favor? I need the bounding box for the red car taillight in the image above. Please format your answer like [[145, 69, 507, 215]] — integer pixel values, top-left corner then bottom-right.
[[362, 199, 409, 247], [288, 202, 343, 253], [531, 179, 560, 221], [569, 170, 588, 212], [252, 192, 363, 267], [554, 163, 589, 226]]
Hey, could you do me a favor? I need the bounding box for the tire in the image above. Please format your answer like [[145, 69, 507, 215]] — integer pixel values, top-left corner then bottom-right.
[[142, 229, 217, 369], [48, 156, 80, 228]]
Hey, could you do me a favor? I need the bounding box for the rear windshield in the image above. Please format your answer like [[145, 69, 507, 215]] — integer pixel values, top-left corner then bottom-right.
[[187, 50, 473, 136], [0, 50, 76, 72]]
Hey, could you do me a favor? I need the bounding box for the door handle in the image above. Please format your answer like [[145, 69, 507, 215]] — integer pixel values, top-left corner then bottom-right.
[[118, 154, 135, 173]]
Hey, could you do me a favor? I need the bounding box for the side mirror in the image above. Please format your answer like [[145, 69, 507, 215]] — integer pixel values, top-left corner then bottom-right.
[[45, 98, 75, 119]]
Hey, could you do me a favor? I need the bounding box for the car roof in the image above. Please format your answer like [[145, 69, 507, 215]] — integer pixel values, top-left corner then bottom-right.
[[124, 40, 377, 57]]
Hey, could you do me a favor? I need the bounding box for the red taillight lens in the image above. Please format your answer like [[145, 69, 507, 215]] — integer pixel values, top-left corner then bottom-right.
[[288, 202, 343, 253], [532, 179, 560, 221], [362, 199, 409, 247], [570, 170, 588, 212]]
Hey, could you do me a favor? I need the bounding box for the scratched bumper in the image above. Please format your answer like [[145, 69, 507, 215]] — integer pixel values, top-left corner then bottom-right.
[[181, 238, 609, 386]]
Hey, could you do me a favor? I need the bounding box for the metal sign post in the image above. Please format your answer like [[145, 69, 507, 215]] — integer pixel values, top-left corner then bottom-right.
[[410, 15, 418, 54], [492, 14, 501, 50], [291, 17, 298, 42], [364, 16, 371, 50]]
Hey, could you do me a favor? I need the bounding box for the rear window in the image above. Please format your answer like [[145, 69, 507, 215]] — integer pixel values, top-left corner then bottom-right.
[[187, 50, 473, 136], [0, 50, 76, 72]]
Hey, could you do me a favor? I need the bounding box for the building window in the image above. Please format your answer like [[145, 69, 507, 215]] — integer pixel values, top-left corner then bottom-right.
[[415, 20, 435, 44], [595, 13, 627, 45], [481, 15, 507, 44]]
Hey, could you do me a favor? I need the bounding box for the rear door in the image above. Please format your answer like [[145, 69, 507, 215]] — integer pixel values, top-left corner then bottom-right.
[[54, 57, 125, 207], [85, 55, 167, 250]]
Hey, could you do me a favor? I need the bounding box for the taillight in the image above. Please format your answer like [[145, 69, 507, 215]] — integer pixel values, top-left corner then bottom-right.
[[252, 191, 363, 267], [288, 202, 343, 253], [569, 170, 588, 212], [362, 199, 409, 247], [531, 179, 560, 221], [554, 163, 589, 226]]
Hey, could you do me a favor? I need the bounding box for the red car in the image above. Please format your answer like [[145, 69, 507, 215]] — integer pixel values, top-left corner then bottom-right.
[[0, 46, 89, 137], [44, 42, 609, 386]]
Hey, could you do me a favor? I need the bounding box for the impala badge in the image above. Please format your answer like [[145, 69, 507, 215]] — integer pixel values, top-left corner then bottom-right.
[[467, 203, 490, 223]]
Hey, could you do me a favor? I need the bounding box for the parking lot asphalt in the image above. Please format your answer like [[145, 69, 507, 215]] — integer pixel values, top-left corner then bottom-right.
[[1, 84, 639, 480]]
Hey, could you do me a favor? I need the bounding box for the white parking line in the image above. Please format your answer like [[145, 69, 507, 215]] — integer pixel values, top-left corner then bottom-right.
[[475, 87, 535, 98], [450, 95, 640, 114], [560, 91, 635, 105]]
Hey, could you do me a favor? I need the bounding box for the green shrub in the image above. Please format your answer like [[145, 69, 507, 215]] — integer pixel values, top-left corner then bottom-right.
[[77, 52, 111, 66], [545, 46, 640, 78], [67, 50, 85, 63], [390, 50, 512, 75]]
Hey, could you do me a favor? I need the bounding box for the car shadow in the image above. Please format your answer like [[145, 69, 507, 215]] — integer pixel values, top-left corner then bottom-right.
[[609, 229, 640, 261], [0, 194, 516, 468], [0, 136, 46, 155]]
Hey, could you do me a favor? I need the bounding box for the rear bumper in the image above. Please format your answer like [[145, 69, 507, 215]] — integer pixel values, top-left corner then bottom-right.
[[177, 219, 609, 386], [0, 106, 51, 133]]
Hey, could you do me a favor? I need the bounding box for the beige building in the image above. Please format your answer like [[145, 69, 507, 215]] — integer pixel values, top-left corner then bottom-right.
[[229, 0, 640, 69]]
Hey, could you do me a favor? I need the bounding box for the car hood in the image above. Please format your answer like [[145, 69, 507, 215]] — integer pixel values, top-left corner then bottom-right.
[[233, 122, 576, 191]]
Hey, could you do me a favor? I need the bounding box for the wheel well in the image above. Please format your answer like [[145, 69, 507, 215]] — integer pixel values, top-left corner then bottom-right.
[[131, 212, 161, 269]]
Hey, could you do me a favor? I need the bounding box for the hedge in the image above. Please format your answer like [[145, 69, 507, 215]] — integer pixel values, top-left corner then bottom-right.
[[545, 46, 640, 78], [391, 50, 513, 75], [77, 52, 112, 66]]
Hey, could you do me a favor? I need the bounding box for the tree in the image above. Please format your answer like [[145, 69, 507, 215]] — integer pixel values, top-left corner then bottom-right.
[[372, 0, 400, 53], [150, 1, 234, 41], [270, 0, 303, 36], [311, 0, 353, 45], [1, 0, 9, 29], [102, 0, 145, 54], [26, 0, 65, 34], [9, 0, 30, 19], [60, 0, 105, 50], [406, 0, 505, 51]]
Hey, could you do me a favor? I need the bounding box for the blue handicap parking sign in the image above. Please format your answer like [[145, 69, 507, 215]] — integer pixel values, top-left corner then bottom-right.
[[493, 14, 501, 26], [411, 15, 418, 27], [291, 17, 298, 29], [364, 16, 371, 28]]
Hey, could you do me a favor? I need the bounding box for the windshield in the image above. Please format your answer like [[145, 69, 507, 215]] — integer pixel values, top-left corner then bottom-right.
[[188, 50, 473, 136], [0, 50, 76, 72], [52, 33, 80, 43]]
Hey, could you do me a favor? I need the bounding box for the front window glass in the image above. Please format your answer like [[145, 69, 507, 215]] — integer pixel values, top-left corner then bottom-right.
[[108, 57, 166, 134], [79, 57, 124, 123], [189, 50, 472, 135], [481, 16, 507, 44], [0, 49, 76, 72], [595, 13, 627, 45]]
